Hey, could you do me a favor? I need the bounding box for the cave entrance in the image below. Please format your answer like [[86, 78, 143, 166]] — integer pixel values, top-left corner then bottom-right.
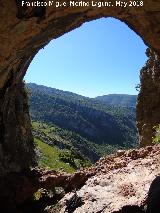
[[1, 2, 160, 212], [1, 1, 159, 178], [24, 17, 147, 170]]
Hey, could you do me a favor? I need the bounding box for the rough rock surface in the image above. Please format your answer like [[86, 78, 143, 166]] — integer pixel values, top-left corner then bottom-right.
[[48, 145, 160, 213], [0, 145, 160, 212], [137, 49, 160, 146], [0, 167, 91, 212]]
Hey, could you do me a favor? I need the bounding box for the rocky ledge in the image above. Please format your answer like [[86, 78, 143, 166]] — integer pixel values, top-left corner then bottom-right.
[[45, 144, 160, 213], [2, 144, 160, 212]]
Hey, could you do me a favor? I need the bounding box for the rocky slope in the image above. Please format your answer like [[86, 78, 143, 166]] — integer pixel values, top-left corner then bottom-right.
[[44, 144, 160, 213], [1, 144, 160, 213]]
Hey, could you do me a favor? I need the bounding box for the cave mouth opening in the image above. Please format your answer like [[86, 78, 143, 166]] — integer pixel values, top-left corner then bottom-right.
[[24, 17, 147, 170]]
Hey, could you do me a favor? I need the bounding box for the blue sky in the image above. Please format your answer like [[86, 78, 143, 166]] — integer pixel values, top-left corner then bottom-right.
[[25, 17, 147, 98]]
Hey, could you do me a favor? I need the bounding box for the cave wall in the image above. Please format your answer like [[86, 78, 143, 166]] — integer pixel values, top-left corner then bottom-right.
[[0, 0, 160, 176], [137, 49, 160, 146]]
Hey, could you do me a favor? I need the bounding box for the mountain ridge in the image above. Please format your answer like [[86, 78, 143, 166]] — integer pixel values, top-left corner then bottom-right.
[[27, 83, 138, 162], [27, 83, 137, 106], [95, 94, 137, 107]]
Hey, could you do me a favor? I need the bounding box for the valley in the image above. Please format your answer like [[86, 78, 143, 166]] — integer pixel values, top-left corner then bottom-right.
[[27, 83, 138, 171]]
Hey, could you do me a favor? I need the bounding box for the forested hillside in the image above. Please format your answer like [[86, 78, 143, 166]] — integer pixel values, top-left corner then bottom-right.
[[95, 94, 137, 107], [27, 83, 138, 163]]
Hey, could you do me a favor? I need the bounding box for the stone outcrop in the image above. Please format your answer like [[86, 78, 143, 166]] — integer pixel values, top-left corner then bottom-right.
[[50, 144, 160, 213], [137, 49, 160, 146], [0, 167, 91, 212], [0, 81, 35, 176], [1, 144, 160, 213]]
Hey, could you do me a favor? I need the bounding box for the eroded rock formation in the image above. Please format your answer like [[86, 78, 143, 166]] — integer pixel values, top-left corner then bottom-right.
[[0, 167, 92, 212], [44, 145, 160, 213], [1, 144, 160, 213], [137, 49, 160, 146], [0, 0, 160, 211]]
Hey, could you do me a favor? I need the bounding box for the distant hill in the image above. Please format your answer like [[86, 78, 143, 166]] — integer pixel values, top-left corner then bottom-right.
[[95, 94, 137, 107], [27, 83, 138, 162]]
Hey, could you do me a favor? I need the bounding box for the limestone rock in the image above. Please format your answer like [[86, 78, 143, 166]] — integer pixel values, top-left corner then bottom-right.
[[137, 49, 160, 146], [53, 145, 160, 213]]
